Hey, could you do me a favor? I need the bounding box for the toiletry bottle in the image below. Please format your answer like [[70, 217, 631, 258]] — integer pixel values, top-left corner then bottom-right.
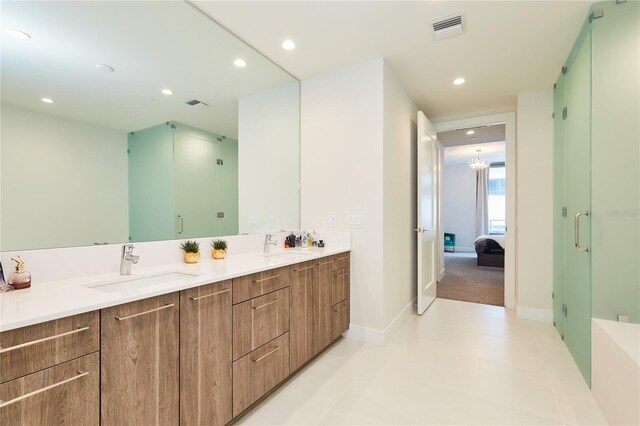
[[318, 240, 325, 248], [312, 230, 319, 247], [295, 235, 302, 248], [307, 232, 313, 247], [0, 261, 13, 293], [301, 231, 308, 247], [8, 256, 31, 290]]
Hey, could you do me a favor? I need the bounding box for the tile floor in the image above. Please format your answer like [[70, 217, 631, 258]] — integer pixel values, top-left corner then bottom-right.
[[237, 298, 608, 425]]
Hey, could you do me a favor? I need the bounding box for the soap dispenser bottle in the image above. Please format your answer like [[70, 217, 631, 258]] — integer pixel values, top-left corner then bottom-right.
[[8, 256, 31, 290]]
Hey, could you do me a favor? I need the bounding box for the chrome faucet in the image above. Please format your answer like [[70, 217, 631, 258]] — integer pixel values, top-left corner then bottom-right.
[[120, 244, 139, 275], [263, 234, 278, 253]]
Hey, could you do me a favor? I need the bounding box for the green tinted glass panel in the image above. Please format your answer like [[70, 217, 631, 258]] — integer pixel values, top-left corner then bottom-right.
[[590, 1, 640, 323], [128, 124, 175, 242], [563, 21, 592, 385], [553, 72, 566, 339]]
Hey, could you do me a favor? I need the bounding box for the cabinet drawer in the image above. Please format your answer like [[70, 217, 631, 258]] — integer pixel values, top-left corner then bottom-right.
[[233, 288, 290, 360], [0, 352, 99, 426], [331, 253, 350, 272], [331, 300, 350, 341], [232, 333, 290, 417], [0, 311, 99, 383], [331, 268, 350, 306], [233, 266, 290, 304]]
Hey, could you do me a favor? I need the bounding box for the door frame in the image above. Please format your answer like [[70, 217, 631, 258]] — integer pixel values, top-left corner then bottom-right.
[[434, 112, 516, 310]]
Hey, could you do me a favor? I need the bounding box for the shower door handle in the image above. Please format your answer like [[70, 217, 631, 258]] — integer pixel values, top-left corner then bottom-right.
[[574, 211, 589, 252]]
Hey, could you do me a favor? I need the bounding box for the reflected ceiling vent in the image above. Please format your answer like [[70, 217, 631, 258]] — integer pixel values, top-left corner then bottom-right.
[[185, 99, 209, 109], [432, 14, 464, 40]]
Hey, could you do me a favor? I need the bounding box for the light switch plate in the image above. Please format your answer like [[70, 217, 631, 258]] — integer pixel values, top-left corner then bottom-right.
[[250, 216, 260, 227], [329, 215, 337, 228], [347, 215, 365, 229], [267, 215, 274, 226]]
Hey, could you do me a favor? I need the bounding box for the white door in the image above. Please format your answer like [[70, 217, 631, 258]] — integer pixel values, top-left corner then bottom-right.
[[417, 111, 438, 315]]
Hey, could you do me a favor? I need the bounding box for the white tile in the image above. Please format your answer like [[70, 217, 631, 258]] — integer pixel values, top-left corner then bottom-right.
[[240, 298, 607, 426]]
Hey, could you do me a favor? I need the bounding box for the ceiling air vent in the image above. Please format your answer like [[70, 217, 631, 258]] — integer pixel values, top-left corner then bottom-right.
[[185, 99, 209, 109], [432, 14, 464, 40]]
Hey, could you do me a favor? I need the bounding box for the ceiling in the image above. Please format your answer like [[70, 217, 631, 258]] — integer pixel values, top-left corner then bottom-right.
[[444, 141, 505, 166], [194, 0, 591, 119], [439, 123, 505, 147], [1, 1, 295, 138]]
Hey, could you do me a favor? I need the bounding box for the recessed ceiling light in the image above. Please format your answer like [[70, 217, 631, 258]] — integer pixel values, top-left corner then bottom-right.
[[9, 29, 31, 40], [161, 89, 174, 95], [41, 98, 54, 104], [96, 64, 115, 72], [234, 58, 247, 68], [282, 39, 296, 50], [453, 77, 465, 85], [466, 130, 475, 135]]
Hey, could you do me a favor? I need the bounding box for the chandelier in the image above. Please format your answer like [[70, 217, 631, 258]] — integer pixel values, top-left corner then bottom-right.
[[468, 149, 490, 170]]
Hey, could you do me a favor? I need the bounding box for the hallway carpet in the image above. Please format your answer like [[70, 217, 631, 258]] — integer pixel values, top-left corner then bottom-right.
[[437, 252, 504, 307]]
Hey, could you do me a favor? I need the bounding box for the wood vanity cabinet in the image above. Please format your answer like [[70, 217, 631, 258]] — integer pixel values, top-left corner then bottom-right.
[[330, 253, 351, 340], [290, 253, 350, 372], [0, 250, 350, 426], [180, 280, 233, 426], [290, 259, 321, 371], [233, 287, 290, 360], [0, 312, 100, 426], [0, 311, 99, 383], [232, 332, 290, 417], [100, 292, 180, 426], [0, 352, 100, 426]]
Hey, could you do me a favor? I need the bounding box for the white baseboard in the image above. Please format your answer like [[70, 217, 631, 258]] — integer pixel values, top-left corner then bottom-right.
[[516, 305, 553, 323], [344, 298, 416, 347]]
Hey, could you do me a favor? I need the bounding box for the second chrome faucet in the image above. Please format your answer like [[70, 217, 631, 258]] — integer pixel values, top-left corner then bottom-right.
[[120, 244, 140, 275], [263, 234, 278, 253]]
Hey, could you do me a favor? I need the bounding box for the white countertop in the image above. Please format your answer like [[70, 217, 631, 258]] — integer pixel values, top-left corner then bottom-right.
[[0, 247, 349, 332]]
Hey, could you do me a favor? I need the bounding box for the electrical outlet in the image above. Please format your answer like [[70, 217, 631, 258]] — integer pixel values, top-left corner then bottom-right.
[[329, 215, 337, 228], [267, 215, 274, 226], [250, 216, 260, 227]]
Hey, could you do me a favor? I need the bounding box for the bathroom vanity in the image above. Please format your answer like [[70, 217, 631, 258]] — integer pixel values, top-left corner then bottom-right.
[[0, 250, 350, 425]]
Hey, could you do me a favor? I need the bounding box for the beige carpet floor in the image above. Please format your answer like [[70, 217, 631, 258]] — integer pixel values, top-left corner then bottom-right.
[[436, 252, 504, 307]]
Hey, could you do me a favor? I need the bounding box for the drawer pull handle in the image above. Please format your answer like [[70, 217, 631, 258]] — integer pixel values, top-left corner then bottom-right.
[[319, 260, 332, 265], [115, 303, 175, 321], [333, 272, 349, 278], [294, 265, 314, 272], [253, 274, 279, 284], [0, 371, 89, 408], [251, 346, 279, 363], [335, 256, 348, 261], [252, 299, 278, 310], [0, 327, 90, 354], [189, 289, 230, 301], [333, 304, 349, 313]]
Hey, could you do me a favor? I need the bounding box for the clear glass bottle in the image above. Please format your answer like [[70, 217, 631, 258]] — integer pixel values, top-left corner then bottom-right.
[[8, 256, 31, 290]]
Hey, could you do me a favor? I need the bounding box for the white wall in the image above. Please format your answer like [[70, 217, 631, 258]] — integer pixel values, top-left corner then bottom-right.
[[301, 59, 385, 333], [382, 60, 418, 329], [238, 81, 300, 233], [301, 58, 417, 344], [0, 104, 128, 251], [443, 162, 477, 252], [516, 89, 554, 320]]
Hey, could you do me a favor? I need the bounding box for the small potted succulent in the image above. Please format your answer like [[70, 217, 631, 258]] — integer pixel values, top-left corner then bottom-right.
[[180, 240, 201, 264], [211, 239, 228, 260]]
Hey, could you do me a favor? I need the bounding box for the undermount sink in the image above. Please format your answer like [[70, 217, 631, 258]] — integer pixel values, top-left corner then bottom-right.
[[258, 250, 317, 260], [84, 272, 199, 293]]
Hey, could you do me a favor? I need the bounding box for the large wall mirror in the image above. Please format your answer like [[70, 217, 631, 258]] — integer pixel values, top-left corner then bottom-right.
[[1, 1, 300, 251]]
